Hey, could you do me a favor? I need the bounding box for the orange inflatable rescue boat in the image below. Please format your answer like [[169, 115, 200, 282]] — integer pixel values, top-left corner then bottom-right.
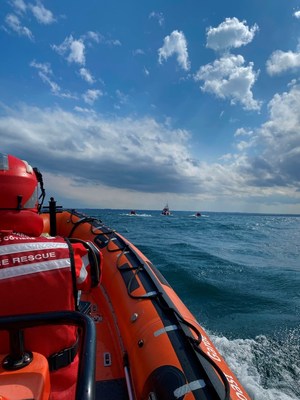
[[0, 200, 251, 400]]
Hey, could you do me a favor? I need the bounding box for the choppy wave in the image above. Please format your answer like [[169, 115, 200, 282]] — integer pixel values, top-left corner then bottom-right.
[[211, 328, 300, 400]]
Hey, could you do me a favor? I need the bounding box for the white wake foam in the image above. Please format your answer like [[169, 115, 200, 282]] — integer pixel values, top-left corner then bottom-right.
[[210, 332, 299, 400]]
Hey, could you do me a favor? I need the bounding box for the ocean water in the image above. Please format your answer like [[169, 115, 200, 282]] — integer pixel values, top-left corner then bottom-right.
[[81, 209, 300, 400]]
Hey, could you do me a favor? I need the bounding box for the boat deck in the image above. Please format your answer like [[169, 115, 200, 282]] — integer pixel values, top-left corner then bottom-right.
[[80, 286, 130, 399]]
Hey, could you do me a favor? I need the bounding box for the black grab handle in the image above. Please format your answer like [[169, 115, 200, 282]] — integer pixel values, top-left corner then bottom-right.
[[0, 311, 96, 400]]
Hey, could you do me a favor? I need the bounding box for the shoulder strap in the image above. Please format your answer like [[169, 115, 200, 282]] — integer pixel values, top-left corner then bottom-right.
[[64, 237, 78, 310]]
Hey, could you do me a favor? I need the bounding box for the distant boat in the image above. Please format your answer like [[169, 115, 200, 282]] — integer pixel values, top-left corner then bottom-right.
[[161, 203, 171, 215], [130, 210, 137, 215], [195, 212, 201, 217]]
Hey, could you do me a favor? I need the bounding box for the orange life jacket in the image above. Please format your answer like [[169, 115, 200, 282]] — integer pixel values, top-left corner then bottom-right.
[[0, 232, 78, 362]]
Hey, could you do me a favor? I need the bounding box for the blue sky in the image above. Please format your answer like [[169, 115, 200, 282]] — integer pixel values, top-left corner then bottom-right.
[[1, 0, 300, 213]]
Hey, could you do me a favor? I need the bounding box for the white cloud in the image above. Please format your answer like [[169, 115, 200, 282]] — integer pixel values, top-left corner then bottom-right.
[[260, 84, 300, 158], [79, 68, 95, 84], [82, 89, 103, 104], [52, 35, 86, 65], [85, 31, 101, 43], [133, 49, 145, 56], [11, 0, 27, 14], [234, 129, 256, 151], [38, 74, 61, 95], [266, 49, 300, 75], [30, 60, 53, 76], [194, 54, 261, 111], [294, 11, 300, 19], [82, 31, 121, 47], [74, 106, 96, 114], [5, 13, 33, 40], [158, 30, 190, 71], [234, 127, 253, 137], [29, 2, 55, 25], [4, 1, 55, 41], [52, 31, 112, 68], [0, 104, 299, 211], [231, 83, 300, 189], [68, 39, 85, 64], [206, 17, 258, 52], [236, 140, 253, 151], [30, 60, 76, 99], [0, 106, 197, 193]]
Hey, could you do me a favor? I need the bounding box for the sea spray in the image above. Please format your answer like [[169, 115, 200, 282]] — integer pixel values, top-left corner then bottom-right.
[[211, 331, 300, 400]]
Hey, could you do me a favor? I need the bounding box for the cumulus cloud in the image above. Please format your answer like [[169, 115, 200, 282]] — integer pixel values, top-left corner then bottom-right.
[[294, 11, 300, 19], [0, 105, 201, 195], [206, 17, 258, 52], [233, 128, 256, 151], [193, 17, 260, 111], [194, 54, 261, 111], [5, 0, 55, 35], [52, 31, 113, 69], [4, 13, 33, 40], [266, 49, 300, 75], [68, 41, 85, 64], [52, 35, 86, 65], [11, 0, 27, 14], [255, 84, 300, 183], [158, 30, 190, 71], [0, 103, 299, 210], [29, 2, 55, 24], [230, 83, 300, 190]]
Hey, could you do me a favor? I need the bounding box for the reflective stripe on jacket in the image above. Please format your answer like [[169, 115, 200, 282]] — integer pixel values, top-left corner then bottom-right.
[[0, 232, 80, 357]]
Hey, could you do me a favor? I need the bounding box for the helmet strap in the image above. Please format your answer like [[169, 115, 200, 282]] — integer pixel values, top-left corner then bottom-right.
[[17, 195, 23, 210], [33, 167, 46, 212]]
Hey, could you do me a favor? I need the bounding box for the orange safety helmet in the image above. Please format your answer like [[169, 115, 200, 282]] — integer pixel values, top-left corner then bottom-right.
[[0, 153, 45, 236]]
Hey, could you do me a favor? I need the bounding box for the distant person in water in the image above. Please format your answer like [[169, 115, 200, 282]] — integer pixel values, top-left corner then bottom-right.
[[0, 152, 97, 400]]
